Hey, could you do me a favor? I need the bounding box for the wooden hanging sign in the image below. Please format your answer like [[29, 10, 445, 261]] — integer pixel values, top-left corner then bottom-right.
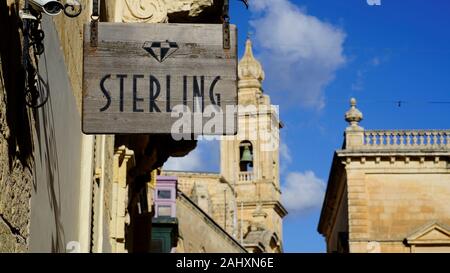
[[82, 23, 238, 135]]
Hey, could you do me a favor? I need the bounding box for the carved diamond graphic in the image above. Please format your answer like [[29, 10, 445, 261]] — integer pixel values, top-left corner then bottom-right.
[[143, 41, 179, 63]]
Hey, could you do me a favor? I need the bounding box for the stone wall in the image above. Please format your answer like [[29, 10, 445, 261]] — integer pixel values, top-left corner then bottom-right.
[[366, 172, 450, 240], [322, 155, 450, 253], [325, 186, 348, 252], [0, 0, 93, 253], [52, 0, 91, 112], [101, 136, 115, 251], [177, 192, 246, 253], [91, 135, 115, 252], [0, 0, 34, 252], [345, 158, 450, 253], [0, 0, 225, 253]]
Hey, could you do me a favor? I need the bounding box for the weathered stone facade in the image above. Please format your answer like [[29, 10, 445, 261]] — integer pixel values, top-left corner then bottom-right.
[[0, 0, 34, 252], [177, 191, 247, 253], [318, 99, 450, 253], [52, 0, 91, 112], [0, 0, 220, 252]]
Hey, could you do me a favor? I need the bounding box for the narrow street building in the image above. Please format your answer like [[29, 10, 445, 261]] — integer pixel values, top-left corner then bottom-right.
[[0, 0, 226, 253], [318, 99, 450, 253]]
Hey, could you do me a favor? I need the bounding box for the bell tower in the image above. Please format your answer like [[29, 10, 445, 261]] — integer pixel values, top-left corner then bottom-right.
[[220, 39, 287, 253]]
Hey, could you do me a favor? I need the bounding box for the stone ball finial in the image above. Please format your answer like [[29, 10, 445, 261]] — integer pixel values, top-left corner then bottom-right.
[[238, 39, 265, 84], [345, 97, 363, 127]]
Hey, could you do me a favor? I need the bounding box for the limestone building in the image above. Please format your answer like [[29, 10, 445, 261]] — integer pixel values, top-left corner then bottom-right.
[[0, 0, 226, 253], [318, 99, 450, 253], [164, 39, 287, 253]]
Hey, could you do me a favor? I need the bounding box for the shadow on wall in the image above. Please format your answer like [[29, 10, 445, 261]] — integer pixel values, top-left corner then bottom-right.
[[0, 2, 66, 252], [0, 1, 34, 170], [30, 14, 85, 251], [0, 0, 34, 251], [34, 48, 65, 252]]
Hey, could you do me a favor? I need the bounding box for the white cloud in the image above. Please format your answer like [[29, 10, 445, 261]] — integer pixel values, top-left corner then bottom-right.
[[371, 57, 380, 67], [281, 171, 326, 213], [163, 140, 219, 172], [280, 142, 292, 163], [351, 69, 365, 91], [163, 146, 203, 171], [351, 56, 384, 91], [279, 141, 292, 173], [249, 0, 346, 109]]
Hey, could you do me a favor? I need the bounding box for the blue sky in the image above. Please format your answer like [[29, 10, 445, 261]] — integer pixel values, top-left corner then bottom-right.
[[165, 0, 450, 252]]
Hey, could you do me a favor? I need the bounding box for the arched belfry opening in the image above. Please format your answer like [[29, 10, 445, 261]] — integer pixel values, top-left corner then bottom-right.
[[239, 141, 253, 172]]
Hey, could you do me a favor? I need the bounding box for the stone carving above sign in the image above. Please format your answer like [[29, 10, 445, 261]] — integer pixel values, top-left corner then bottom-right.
[[105, 0, 220, 23], [122, 0, 168, 23], [165, 0, 215, 17]]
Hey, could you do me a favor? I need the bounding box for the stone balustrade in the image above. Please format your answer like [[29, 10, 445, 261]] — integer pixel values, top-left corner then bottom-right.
[[238, 171, 254, 181], [362, 130, 450, 149]]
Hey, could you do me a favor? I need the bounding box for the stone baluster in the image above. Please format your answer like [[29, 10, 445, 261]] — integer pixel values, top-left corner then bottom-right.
[[432, 131, 439, 147], [386, 131, 391, 146], [405, 131, 411, 147], [389, 131, 397, 147], [412, 131, 418, 146], [425, 131, 431, 147], [439, 131, 444, 146], [370, 132, 375, 147], [445, 131, 449, 147], [392, 131, 398, 148], [399, 132, 403, 146], [400, 131, 406, 147], [419, 131, 424, 146], [383, 131, 387, 146], [392, 131, 397, 147], [447, 131, 450, 147]]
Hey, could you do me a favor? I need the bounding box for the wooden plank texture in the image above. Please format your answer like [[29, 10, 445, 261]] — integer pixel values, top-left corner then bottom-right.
[[82, 23, 238, 134]]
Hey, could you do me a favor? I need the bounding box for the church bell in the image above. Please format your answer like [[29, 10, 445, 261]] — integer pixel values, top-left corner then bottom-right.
[[240, 145, 253, 164]]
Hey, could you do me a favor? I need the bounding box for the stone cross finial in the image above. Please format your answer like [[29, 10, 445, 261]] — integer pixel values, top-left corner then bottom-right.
[[345, 98, 363, 128]]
